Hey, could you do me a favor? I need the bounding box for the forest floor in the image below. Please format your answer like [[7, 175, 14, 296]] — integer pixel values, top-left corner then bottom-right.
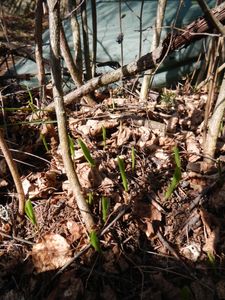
[[1, 11, 225, 300]]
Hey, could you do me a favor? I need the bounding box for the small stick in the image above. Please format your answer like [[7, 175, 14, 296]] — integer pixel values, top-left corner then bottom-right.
[[0, 129, 25, 217]]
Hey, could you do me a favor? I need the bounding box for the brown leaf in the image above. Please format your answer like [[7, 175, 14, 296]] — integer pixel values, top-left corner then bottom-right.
[[186, 131, 200, 162], [200, 209, 220, 255], [66, 221, 83, 243], [32, 234, 72, 273], [133, 201, 162, 238], [117, 126, 131, 146]]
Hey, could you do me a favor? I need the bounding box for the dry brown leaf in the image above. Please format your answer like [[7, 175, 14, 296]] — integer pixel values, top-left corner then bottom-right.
[[66, 221, 83, 243], [32, 234, 72, 273], [117, 126, 131, 146], [22, 171, 59, 199], [137, 126, 151, 148], [166, 114, 179, 133], [186, 131, 200, 162], [133, 201, 162, 238], [75, 163, 92, 189], [200, 209, 220, 255]]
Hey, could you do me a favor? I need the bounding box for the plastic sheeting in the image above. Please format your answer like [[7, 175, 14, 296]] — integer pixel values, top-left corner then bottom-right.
[[15, 0, 216, 89]]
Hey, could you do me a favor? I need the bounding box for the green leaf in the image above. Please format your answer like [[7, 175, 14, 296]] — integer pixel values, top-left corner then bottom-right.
[[40, 133, 49, 152], [90, 230, 102, 253], [25, 199, 37, 225], [87, 192, 94, 205], [117, 156, 128, 192], [131, 146, 135, 172], [26, 86, 36, 112], [68, 135, 75, 159], [165, 146, 181, 200], [78, 139, 95, 167], [101, 196, 110, 223], [207, 251, 216, 266], [102, 125, 106, 148]]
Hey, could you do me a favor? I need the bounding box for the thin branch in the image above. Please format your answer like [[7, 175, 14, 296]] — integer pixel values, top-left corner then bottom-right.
[[0, 129, 25, 217]]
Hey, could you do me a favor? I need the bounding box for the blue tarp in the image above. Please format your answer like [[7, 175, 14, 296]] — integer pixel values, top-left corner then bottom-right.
[[15, 0, 216, 89]]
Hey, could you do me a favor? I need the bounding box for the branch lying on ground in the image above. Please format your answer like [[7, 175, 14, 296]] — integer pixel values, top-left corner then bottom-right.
[[43, 2, 225, 112]]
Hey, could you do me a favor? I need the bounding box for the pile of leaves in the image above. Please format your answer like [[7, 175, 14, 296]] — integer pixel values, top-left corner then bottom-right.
[[1, 84, 225, 299]]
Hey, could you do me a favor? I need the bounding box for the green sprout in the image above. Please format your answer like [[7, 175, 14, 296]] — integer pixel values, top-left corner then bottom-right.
[[40, 133, 49, 152], [165, 146, 181, 200], [207, 251, 216, 273], [131, 146, 136, 172], [102, 125, 106, 148], [87, 192, 94, 205], [68, 135, 75, 159], [78, 138, 95, 167], [25, 199, 37, 225], [90, 230, 102, 253], [117, 156, 128, 192], [160, 90, 176, 107], [27, 87, 36, 112], [101, 196, 110, 223]]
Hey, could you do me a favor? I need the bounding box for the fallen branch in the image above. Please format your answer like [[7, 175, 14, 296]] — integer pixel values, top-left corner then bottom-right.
[[44, 2, 225, 112]]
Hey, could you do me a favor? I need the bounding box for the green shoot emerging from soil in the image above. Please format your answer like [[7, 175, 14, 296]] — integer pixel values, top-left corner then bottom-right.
[[87, 192, 94, 205], [78, 138, 95, 167], [117, 156, 128, 192], [40, 133, 49, 152], [102, 125, 106, 148], [90, 230, 102, 253], [101, 196, 110, 223], [165, 146, 181, 200], [68, 135, 75, 159], [25, 199, 37, 226], [131, 146, 135, 172]]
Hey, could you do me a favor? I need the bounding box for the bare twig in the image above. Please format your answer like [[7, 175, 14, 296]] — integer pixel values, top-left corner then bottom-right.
[[0, 129, 25, 217]]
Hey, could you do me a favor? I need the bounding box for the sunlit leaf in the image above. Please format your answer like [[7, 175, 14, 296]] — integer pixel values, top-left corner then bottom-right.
[[78, 138, 95, 167], [165, 146, 181, 200], [102, 125, 106, 148], [90, 230, 101, 253], [40, 133, 49, 152], [25, 199, 37, 225], [101, 196, 110, 223], [68, 135, 75, 159], [117, 156, 128, 192], [87, 192, 94, 205], [207, 251, 216, 267]]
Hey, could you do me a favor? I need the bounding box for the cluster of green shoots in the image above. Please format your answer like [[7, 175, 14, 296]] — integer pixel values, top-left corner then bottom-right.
[[25, 126, 186, 255]]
